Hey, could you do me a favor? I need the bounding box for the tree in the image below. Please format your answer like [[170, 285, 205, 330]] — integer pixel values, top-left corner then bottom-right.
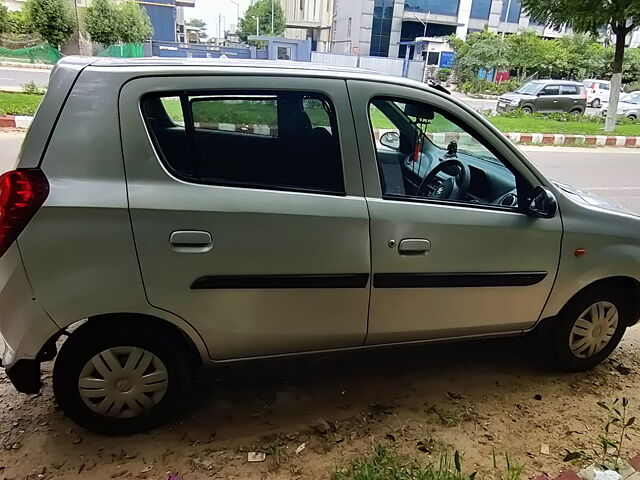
[[454, 30, 509, 81], [238, 0, 285, 43], [24, 0, 75, 48], [84, 0, 120, 47], [0, 3, 8, 34], [186, 18, 206, 30], [7, 9, 34, 35], [116, 1, 153, 44], [520, 0, 640, 132]]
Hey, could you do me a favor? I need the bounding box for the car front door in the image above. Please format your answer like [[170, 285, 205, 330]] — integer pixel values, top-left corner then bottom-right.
[[348, 80, 563, 344], [119, 75, 370, 360], [536, 84, 562, 112]]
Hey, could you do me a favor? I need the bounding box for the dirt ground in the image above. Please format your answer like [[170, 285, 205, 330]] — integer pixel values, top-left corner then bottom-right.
[[1, 328, 640, 480]]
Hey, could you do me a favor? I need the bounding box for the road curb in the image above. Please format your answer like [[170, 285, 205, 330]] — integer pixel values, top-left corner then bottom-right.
[[372, 128, 640, 148], [0, 61, 53, 70]]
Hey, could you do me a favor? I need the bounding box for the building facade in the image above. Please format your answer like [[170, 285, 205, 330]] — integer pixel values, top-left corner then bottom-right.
[[330, 0, 568, 58], [279, 0, 334, 52]]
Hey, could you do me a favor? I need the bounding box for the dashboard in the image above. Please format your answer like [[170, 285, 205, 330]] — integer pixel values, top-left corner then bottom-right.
[[400, 145, 518, 207]]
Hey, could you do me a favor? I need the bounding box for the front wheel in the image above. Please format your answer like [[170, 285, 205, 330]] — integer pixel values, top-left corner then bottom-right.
[[592, 98, 601, 108], [550, 287, 629, 371], [53, 322, 195, 435], [521, 106, 533, 115]]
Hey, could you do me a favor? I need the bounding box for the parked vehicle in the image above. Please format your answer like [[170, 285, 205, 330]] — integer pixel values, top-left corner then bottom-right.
[[601, 91, 640, 120], [497, 80, 587, 114], [583, 79, 612, 108], [1, 58, 639, 434]]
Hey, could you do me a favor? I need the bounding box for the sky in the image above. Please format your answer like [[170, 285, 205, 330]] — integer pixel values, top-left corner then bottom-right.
[[185, 0, 253, 38]]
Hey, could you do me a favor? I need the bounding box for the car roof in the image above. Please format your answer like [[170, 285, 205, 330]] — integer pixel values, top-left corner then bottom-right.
[[60, 56, 396, 79], [529, 79, 584, 85], [584, 79, 610, 83]]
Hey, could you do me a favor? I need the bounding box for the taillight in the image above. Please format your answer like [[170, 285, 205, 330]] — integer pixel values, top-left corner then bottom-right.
[[0, 169, 49, 258]]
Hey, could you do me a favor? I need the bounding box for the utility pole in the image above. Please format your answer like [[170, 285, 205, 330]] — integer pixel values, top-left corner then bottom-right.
[[219, 13, 223, 39], [502, 0, 513, 39], [253, 16, 260, 36], [271, 0, 275, 34]]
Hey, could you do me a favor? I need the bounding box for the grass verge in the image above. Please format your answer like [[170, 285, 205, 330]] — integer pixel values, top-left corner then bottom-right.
[[488, 116, 640, 136], [0, 91, 43, 116]]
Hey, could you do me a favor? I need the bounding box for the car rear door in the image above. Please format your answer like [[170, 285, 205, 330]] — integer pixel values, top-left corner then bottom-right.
[[348, 80, 563, 344], [119, 74, 371, 360], [560, 84, 584, 112]]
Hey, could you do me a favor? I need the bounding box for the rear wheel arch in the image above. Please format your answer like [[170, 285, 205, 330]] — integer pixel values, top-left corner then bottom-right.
[[48, 313, 205, 367]]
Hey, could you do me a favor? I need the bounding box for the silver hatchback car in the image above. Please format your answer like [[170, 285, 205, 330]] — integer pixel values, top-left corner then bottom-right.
[[1, 58, 639, 434]]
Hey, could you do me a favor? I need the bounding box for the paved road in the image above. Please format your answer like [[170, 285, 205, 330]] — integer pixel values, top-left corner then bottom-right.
[[0, 67, 51, 89], [1, 132, 638, 211]]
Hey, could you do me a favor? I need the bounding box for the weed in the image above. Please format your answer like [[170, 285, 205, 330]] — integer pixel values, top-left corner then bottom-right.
[[21, 81, 45, 95], [564, 397, 636, 471], [333, 444, 474, 480]]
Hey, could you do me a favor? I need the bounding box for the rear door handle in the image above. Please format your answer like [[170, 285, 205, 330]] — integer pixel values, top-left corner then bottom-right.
[[398, 238, 431, 255], [170, 230, 213, 253]]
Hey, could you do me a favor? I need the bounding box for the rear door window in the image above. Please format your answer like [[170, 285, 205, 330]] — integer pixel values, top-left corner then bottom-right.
[[561, 85, 579, 95], [142, 91, 344, 194]]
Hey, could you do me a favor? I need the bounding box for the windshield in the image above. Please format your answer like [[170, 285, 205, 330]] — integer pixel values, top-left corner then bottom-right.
[[515, 82, 542, 95], [624, 92, 640, 104]]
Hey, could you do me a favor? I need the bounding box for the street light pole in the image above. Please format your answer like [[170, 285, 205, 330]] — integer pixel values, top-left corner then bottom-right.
[[253, 16, 260, 36], [271, 0, 275, 34], [413, 11, 430, 38]]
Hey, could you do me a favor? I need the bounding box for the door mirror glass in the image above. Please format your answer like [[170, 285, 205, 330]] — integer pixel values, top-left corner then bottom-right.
[[380, 131, 401, 150], [527, 186, 558, 218]]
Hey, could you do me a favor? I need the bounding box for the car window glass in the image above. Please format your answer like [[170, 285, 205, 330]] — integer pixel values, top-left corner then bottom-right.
[[561, 85, 579, 95], [143, 92, 344, 194], [369, 98, 519, 209], [601, 83, 611, 91], [515, 82, 541, 95], [541, 86, 560, 96]]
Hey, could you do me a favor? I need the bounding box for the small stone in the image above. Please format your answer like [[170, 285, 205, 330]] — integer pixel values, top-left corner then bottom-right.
[[540, 443, 550, 455], [192, 457, 215, 470], [314, 418, 331, 434], [534, 394, 543, 401], [11, 442, 21, 450], [110, 471, 127, 478], [73, 436, 82, 445], [615, 364, 632, 375]]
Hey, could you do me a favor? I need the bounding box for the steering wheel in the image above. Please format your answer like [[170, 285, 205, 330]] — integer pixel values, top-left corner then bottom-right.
[[417, 159, 471, 201]]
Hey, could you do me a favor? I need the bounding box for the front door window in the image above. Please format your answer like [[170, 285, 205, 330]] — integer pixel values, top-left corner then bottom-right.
[[370, 98, 519, 209]]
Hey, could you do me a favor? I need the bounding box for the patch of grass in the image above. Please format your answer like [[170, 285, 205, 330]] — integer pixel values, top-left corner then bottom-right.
[[0, 91, 44, 116], [333, 444, 471, 480], [487, 115, 640, 136]]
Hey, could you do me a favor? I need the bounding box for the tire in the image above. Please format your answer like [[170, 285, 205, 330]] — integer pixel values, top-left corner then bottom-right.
[[53, 322, 195, 435], [592, 98, 601, 108], [570, 109, 583, 116], [521, 106, 533, 115], [549, 285, 629, 372], [628, 114, 638, 121]]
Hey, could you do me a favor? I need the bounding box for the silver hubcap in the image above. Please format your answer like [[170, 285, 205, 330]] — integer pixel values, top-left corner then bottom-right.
[[78, 347, 168, 419], [569, 301, 619, 359]]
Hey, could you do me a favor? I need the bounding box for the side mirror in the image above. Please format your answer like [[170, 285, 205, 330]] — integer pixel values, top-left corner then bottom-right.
[[380, 131, 400, 150], [527, 186, 558, 218]]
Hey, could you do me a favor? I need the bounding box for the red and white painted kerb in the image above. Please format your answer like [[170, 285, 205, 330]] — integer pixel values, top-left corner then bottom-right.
[[2, 115, 639, 148]]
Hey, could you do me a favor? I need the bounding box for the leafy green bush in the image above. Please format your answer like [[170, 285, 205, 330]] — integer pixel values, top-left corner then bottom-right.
[[438, 68, 452, 82], [21, 80, 45, 95], [460, 79, 521, 95]]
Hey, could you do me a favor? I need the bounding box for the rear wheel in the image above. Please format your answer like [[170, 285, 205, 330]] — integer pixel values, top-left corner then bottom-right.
[[628, 114, 638, 121], [570, 109, 583, 116], [549, 286, 629, 371], [53, 322, 195, 435], [591, 98, 601, 108]]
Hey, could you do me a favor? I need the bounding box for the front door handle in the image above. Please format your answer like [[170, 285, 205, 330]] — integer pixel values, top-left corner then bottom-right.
[[170, 230, 213, 253], [398, 238, 431, 255]]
